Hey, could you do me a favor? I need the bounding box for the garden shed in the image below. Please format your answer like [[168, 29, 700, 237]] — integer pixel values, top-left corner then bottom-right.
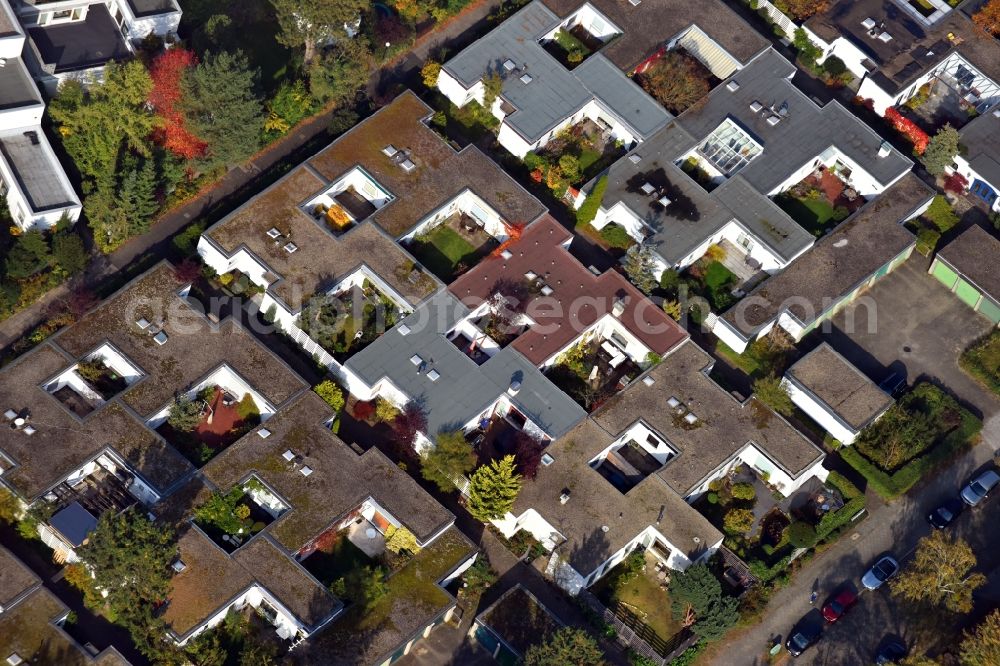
[[930, 225, 1000, 325]]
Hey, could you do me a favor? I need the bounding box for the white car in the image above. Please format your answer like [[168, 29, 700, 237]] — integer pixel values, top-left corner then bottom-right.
[[861, 555, 899, 590], [960, 469, 1000, 507]]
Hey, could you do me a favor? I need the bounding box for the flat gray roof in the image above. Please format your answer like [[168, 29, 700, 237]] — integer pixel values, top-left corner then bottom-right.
[[126, 0, 179, 17], [442, 1, 669, 144], [723, 173, 931, 336], [960, 112, 1000, 190], [675, 49, 912, 194], [937, 224, 1000, 300], [27, 3, 131, 73], [601, 123, 814, 265], [0, 128, 78, 211], [346, 290, 587, 440], [0, 58, 40, 111], [786, 343, 893, 432]]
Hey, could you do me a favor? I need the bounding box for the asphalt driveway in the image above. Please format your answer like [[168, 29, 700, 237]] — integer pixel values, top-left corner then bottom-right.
[[712, 255, 1000, 666], [824, 256, 998, 420]]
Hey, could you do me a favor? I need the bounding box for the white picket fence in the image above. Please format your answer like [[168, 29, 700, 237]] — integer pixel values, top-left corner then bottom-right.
[[754, 0, 798, 37]]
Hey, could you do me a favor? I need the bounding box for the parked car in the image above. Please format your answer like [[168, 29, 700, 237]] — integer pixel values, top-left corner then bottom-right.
[[874, 639, 908, 664], [927, 497, 965, 529], [879, 372, 906, 398], [821, 588, 858, 622], [785, 619, 822, 657], [862, 555, 899, 590], [960, 469, 1000, 507]]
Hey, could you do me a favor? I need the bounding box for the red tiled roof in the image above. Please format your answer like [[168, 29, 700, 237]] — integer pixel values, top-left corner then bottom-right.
[[449, 216, 687, 365]]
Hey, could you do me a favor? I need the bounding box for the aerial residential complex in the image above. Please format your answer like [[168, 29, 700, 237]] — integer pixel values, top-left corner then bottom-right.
[[2, 0, 1000, 663]]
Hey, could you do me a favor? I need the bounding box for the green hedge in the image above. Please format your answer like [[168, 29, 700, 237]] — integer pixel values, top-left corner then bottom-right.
[[840, 410, 981, 500], [575, 176, 607, 228], [960, 331, 1000, 397], [748, 555, 792, 583]]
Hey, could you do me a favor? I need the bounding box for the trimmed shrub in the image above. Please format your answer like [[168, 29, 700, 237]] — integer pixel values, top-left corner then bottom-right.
[[723, 508, 755, 534], [707, 492, 719, 505], [575, 176, 607, 228], [822, 55, 847, 76], [787, 521, 817, 548], [353, 400, 375, 420], [916, 226, 941, 256], [960, 331, 1000, 396], [730, 482, 756, 502], [314, 380, 345, 412], [600, 223, 634, 249]]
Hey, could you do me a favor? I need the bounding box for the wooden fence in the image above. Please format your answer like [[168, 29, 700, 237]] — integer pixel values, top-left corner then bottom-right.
[[578, 589, 697, 665]]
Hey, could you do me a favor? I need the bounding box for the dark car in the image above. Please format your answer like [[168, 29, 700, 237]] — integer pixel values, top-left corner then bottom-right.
[[875, 639, 908, 664], [785, 620, 822, 657], [821, 588, 858, 622], [927, 497, 965, 529]]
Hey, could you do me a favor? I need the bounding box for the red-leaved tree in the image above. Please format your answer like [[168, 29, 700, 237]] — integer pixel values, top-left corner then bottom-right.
[[514, 432, 545, 480], [943, 172, 968, 195], [884, 107, 929, 155], [149, 48, 207, 159]]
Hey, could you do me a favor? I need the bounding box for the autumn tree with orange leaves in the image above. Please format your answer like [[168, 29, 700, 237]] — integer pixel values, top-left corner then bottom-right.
[[149, 48, 206, 160], [973, 0, 1000, 35]]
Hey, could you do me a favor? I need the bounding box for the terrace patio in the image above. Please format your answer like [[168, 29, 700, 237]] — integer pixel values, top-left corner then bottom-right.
[[156, 386, 262, 465], [902, 77, 976, 133], [774, 166, 864, 237], [407, 212, 498, 281], [346, 518, 386, 558], [536, 119, 627, 185], [297, 284, 402, 361], [546, 339, 642, 412]]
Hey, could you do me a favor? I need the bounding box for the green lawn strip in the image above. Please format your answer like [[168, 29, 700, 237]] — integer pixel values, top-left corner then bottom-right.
[[410, 225, 478, 280], [304, 536, 372, 586], [840, 409, 981, 500], [554, 28, 592, 57], [704, 261, 736, 291], [775, 194, 848, 237], [578, 146, 603, 173], [960, 331, 1000, 396], [714, 341, 763, 376]]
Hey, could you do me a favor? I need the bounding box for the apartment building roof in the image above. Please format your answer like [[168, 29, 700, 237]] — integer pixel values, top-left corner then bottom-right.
[[676, 49, 912, 194], [0, 0, 17, 36], [0, 128, 79, 212], [936, 224, 1000, 299], [0, 344, 193, 500], [806, 0, 1000, 95], [307, 91, 546, 237], [786, 343, 893, 432], [0, 545, 38, 612], [594, 340, 825, 495], [297, 526, 476, 666], [54, 264, 306, 417], [513, 418, 724, 574], [0, 555, 131, 665], [126, 0, 179, 17], [449, 216, 688, 364], [722, 172, 931, 336], [202, 391, 454, 550], [540, 0, 769, 70], [600, 125, 814, 266], [204, 166, 439, 310], [27, 3, 131, 73], [442, 1, 670, 145], [959, 111, 1000, 189], [0, 58, 41, 111], [347, 290, 587, 440]]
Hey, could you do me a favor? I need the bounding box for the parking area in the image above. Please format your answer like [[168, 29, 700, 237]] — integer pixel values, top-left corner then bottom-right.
[[824, 256, 998, 420], [798, 475, 1000, 665]]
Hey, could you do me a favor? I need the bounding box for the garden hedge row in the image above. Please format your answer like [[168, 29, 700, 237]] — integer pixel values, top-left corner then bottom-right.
[[812, 470, 866, 540], [840, 410, 981, 500], [960, 331, 1000, 397], [575, 176, 607, 229]]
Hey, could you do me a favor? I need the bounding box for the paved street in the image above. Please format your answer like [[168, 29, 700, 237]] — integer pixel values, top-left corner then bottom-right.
[[713, 257, 1000, 665]]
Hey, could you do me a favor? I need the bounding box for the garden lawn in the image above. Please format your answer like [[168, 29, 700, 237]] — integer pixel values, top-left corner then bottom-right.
[[554, 28, 592, 58], [960, 331, 1000, 397], [410, 225, 478, 280], [303, 536, 372, 586], [592, 558, 683, 644], [775, 194, 849, 237], [578, 146, 603, 173]]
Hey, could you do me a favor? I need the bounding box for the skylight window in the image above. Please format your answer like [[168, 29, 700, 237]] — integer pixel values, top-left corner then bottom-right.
[[283, 242, 298, 254], [520, 73, 533, 84], [266, 227, 281, 239], [427, 369, 441, 382], [153, 331, 169, 345], [400, 159, 416, 172], [628, 154, 641, 164], [640, 182, 655, 195], [410, 354, 423, 366], [697, 119, 762, 177], [398, 323, 411, 336], [503, 59, 516, 71], [382, 145, 398, 157]]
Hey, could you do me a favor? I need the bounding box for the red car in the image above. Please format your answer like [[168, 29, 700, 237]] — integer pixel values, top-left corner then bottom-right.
[[822, 589, 858, 623]]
